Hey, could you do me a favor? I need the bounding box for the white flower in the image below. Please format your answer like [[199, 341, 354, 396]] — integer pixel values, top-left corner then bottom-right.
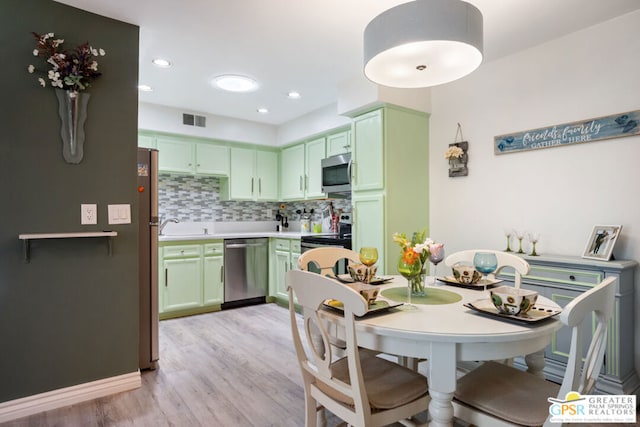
[[33, 49, 39, 56], [46, 32, 54, 38], [48, 70, 60, 79], [38, 77, 46, 87], [444, 146, 464, 159], [89, 61, 98, 71], [52, 39, 64, 47], [28, 65, 35, 73], [91, 47, 98, 56], [99, 48, 106, 56]]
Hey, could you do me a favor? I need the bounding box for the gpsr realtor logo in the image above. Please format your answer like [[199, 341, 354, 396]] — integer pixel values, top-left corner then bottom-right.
[[548, 392, 636, 423]]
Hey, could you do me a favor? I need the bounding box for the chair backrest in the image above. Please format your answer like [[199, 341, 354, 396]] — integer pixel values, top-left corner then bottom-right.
[[556, 276, 616, 399], [286, 270, 371, 419], [444, 249, 530, 288], [297, 247, 360, 277]]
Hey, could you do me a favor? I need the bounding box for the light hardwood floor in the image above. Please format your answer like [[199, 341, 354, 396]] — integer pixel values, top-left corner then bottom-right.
[[1, 303, 635, 426]]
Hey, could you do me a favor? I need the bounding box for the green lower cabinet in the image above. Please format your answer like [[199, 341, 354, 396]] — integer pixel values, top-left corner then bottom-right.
[[160, 241, 224, 319], [203, 244, 224, 305], [162, 257, 202, 312], [270, 238, 300, 302]]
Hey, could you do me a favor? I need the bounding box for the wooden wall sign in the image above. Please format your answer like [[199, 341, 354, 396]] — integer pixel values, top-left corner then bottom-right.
[[494, 110, 640, 155]]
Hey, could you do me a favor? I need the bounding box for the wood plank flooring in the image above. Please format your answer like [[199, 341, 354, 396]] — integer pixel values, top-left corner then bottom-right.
[[1, 303, 636, 427]]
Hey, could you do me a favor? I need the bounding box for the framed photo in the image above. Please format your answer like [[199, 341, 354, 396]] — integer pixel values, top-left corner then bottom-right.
[[582, 225, 622, 261]]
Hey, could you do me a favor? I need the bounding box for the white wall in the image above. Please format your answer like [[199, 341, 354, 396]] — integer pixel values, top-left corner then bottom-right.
[[429, 11, 640, 366], [138, 102, 278, 146], [276, 103, 351, 145]]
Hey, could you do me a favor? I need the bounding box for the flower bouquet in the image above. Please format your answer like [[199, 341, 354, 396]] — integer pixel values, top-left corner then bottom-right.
[[393, 229, 438, 296]]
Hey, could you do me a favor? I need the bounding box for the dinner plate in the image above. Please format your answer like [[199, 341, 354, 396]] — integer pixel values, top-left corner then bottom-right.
[[437, 276, 502, 289], [323, 299, 403, 316], [464, 298, 561, 323], [334, 274, 394, 286]]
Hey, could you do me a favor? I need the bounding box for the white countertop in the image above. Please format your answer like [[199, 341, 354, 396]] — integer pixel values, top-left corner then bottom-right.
[[159, 231, 315, 242], [157, 220, 340, 242]]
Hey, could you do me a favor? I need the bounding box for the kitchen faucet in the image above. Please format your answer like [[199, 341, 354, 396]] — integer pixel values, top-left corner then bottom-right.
[[159, 217, 179, 235]]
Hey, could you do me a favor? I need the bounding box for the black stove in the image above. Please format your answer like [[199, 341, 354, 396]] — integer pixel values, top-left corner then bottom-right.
[[300, 214, 352, 250]]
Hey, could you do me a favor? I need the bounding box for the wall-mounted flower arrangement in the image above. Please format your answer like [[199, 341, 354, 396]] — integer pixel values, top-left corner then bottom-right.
[[28, 32, 106, 164], [445, 123, 468, 177]]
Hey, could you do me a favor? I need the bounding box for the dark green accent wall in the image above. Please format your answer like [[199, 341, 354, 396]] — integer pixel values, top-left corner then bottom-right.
[[0, 0, 140, 402]]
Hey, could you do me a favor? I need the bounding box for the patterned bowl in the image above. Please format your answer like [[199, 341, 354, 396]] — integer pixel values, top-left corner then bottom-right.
[[348, 263, 377, 284], [490, 285, 538, 315], [452, 263, 482, 284]]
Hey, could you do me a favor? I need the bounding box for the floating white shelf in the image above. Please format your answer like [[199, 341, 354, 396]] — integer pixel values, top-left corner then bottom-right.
[[18, 231, 118, 262]]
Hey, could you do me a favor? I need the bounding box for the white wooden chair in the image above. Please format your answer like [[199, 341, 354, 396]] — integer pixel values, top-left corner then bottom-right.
[[444, 249, 530, 288], [452, 276, 617, 427], [286, 270, 430, 427], [297, 247, 360, 277]]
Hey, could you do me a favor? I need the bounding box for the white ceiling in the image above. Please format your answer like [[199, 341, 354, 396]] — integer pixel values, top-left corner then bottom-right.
[[54, 0, 640, 126]]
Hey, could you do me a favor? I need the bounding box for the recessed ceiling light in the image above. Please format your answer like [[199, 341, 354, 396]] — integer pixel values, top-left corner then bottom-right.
[[257, 107, 269, 114], [212, 75, 259, 92], [152, 58, 172, 68], [138, 84, 153, 92], [287, 91, 301, 99]]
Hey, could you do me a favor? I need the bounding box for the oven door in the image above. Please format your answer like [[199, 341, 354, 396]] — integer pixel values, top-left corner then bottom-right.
[[300, 241, 348, 275]]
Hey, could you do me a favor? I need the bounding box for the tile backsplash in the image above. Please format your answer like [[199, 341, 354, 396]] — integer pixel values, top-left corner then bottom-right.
[[159, 174, 351, 222]]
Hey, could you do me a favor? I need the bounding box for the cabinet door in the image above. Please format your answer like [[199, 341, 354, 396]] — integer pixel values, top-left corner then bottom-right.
[[229, 147, 256, 200], [138, 134, 156, 148], [352, 110, 383, 191], [196, 144, 229, 176], [304, 137, 326, 199], [274, 250, 291, 300], [255, 150, 279, 201], [203, 256, 224, 305], [157, 137, 195, 173], [353, 193, 385, 273], [326, 130, 350, 156], [280, 144, 305, 200], [163, 257, 202, 312]]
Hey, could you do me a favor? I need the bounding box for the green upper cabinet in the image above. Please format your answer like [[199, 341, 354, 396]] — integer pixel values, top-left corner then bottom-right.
[[304, 137, 326, 198], [223, 147, 279, 201], [352, 110, 383, 191], [280, 137, 326, 201], [195, 143, 229, 176], [154, 135, 229, 176], [255, 150, 279, 200], [157, 136, 195, 174], [351, 106, 429, 274], [326, 129, 351, 157], [138, 134, 156, 149], [280, 144, 306, 200]]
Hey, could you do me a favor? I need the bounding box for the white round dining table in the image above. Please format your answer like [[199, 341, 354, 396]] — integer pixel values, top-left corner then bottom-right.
[[320, 276, 563, 427]]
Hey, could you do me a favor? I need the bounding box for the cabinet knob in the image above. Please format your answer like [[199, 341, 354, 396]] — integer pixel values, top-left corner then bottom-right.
[[569, 275, 576, 280]]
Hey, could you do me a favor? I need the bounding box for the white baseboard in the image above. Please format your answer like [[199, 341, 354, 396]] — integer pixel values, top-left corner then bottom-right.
[[0, 371, 141, 423]]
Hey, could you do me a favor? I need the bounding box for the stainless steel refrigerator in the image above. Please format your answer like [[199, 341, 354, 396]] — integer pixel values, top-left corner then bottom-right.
[[138, 148, 159, 370]]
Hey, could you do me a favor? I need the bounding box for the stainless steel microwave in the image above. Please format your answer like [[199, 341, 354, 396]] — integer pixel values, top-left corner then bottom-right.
[[321, 153, 351, 196]]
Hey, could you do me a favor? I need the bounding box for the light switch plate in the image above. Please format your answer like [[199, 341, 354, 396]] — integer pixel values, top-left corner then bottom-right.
[[108, 204, 131, 224], [81, 204, 97, 225]]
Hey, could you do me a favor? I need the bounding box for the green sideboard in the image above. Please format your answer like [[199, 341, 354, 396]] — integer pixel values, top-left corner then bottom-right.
[[497, 253, 639, 397]]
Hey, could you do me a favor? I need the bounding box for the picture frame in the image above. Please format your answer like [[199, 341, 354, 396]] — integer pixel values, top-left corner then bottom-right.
[[582, 225, 622, 261]]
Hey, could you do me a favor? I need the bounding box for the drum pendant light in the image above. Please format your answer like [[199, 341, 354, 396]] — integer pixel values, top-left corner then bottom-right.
[[364, 0, 483, 88]]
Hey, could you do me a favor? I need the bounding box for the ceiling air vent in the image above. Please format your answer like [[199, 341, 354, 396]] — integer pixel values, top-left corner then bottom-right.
[[182, 113, 206, 127]]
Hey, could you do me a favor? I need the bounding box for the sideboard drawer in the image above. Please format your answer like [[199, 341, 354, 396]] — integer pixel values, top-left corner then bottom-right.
[[525, 265, 603, 287]]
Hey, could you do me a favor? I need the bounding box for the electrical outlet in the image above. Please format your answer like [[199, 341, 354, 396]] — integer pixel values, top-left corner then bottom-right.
[[81, 204, 97, 225]]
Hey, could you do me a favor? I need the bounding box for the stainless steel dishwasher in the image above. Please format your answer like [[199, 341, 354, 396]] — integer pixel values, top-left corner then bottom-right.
[[223, 238, 269, 308]]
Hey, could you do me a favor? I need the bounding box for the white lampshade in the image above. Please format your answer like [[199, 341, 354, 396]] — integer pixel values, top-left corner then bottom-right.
[[364, 0, 483, 88]]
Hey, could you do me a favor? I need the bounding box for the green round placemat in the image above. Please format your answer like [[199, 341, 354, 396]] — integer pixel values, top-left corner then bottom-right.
[[381, 286, 462, 305]]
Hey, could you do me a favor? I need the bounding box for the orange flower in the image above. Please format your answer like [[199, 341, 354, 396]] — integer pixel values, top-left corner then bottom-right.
[[402, 248, 420, 265]]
